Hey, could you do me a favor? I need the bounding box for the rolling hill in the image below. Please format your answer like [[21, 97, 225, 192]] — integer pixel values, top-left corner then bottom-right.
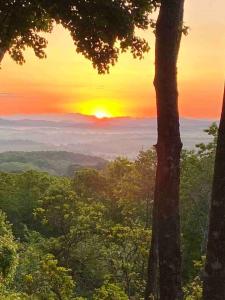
[[0, 151, 107, 176]]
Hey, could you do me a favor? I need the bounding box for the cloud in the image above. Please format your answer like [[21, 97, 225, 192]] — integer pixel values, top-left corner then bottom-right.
[[0, 92, 16, 98]]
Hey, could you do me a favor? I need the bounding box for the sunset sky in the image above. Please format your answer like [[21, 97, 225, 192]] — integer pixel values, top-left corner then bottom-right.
[[0, 0, 224, 118]]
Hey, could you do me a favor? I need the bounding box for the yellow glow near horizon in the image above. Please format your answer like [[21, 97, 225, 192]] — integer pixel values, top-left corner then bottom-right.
[[94, 110, 110, 119], [69, 99, 124, 118]]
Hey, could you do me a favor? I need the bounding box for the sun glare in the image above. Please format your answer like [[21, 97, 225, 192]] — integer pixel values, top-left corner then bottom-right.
[[72, 99, 124, 119], [95, 110, 109, 119]]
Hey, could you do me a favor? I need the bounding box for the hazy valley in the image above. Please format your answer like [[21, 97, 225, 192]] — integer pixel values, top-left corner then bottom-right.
[[0, 114, 216, 159]]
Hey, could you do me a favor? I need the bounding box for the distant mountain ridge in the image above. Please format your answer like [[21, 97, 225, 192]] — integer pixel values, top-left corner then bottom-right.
[[0, 114, 217, 159], [0, 151, 107, 176], [0, 114, 217, 128], [0, 118, 92, 128]]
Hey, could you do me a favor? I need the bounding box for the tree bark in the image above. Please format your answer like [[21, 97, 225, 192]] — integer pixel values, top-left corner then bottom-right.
[[147, 1, 185, 299], [203, 85, 225, 300]]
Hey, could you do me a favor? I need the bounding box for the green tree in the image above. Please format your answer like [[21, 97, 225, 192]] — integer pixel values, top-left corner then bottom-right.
[[93, 282, 128, 300], [11, 230, 75, 299], [116, 150, 156, 227], [103, 224, 150, 298], [181, 146, 214, 281], [74, 168, 107, 200], [18, 253, 75, 299], [0, 211, 18, 290], [35, 182, 107, 296], [183, 258, 204, 300], [0, 171, 60, 237], [34, 165, 153, 298]]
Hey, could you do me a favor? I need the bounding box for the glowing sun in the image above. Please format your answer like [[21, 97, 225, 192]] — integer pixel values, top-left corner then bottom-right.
[[94, 110, 110, 119]]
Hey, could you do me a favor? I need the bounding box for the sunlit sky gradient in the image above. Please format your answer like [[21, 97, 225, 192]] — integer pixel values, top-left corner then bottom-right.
[[0, 0, 224, 118]]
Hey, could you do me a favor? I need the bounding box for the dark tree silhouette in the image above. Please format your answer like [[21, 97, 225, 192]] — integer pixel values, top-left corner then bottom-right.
[[145, 1, 185, 299], [46, 0, 159, 74], [0, 1, 53, 64], [203, 85, 225, 300], [0, 0, 159, 73]]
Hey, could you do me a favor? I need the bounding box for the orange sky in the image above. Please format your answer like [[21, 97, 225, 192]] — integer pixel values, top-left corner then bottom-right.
[[0, 0, 224, 118]]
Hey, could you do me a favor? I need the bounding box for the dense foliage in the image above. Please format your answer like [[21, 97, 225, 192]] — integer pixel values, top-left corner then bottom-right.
[[0, 125, 216, 299], [0, 1, 53, 63], [0, 0, 160, 72]]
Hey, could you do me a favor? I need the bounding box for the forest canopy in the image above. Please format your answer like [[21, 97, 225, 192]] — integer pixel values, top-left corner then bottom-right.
[[0, 124, 217, 299]]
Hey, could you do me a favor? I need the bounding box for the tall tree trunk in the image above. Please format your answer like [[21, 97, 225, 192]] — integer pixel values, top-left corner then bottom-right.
[[203, 85, 225, 300], [147, 0, 185, 299]]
